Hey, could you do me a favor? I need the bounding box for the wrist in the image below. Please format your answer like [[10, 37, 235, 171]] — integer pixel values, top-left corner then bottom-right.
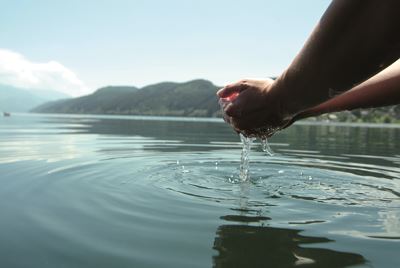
[[268, 74, 300, 120], [270, 67, 323, 119]]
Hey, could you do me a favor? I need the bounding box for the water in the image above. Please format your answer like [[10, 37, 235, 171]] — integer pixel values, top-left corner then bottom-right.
[[261, 138, 274, 155], [1, 113, 400, 268], [239, 134, 255, 181], [237, 135, 273, 182]]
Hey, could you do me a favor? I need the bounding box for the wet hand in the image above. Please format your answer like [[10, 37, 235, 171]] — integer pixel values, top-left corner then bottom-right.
[[217, 78, 292, 137]]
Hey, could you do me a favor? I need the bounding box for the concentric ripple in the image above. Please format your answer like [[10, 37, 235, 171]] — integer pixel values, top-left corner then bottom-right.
[[137, 150, 400, 210], [1, 114, 400, 268]]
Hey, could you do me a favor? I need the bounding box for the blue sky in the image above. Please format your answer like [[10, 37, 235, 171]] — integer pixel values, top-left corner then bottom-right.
[[1, 0, 330, 96]]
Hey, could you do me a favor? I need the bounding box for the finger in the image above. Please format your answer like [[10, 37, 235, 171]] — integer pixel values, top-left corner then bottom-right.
[[224, 89, 265, 118], [217, 80, 248, 98], [282, 118, 295, 129], [283, 110, 310, 128]]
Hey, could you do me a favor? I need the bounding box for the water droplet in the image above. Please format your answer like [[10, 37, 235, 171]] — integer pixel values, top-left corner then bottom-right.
[[181, 165, 190, 173], [308, 176, 313, 181], [228, 175, 240, 184], [176, 160, 180, 165], [278, 170, 284, 174]]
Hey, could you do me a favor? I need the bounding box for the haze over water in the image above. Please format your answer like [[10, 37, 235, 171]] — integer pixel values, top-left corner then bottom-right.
[[1, 113, 399, 268]]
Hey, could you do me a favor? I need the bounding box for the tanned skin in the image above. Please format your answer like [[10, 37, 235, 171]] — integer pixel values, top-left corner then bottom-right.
[[217, 0, 400, 135]]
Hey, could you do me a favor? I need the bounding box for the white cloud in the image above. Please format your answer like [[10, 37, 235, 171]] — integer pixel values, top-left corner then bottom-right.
[[0, 48, 90, 97]]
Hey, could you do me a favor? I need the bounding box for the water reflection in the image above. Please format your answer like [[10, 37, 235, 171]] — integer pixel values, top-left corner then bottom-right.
[[213, 223, 366, 268], [34, 115, 400, 157], [212, 184, 366, 267]]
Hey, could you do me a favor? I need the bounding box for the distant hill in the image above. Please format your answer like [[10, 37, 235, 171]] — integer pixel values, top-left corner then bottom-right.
[[0, 84, 70, 112], [32, 79, 222, 117], [31, 79, 400, 123]]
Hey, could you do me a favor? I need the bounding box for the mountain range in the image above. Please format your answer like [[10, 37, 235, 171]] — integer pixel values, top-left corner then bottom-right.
[[26, 79, 400, 123], [32, 79, 222, 117], [0, 84, 70, 112]]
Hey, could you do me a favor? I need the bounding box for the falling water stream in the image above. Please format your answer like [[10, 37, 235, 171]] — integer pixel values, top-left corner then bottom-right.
[[261, 138, 274, 156], [238, 134, 275, 181], [238, 134, 254, 181]]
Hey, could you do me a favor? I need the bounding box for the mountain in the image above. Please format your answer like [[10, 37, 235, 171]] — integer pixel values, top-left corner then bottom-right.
[[32, 79, 222, 117], [0, 84, 70, 112], [31, 79, 400, 123]]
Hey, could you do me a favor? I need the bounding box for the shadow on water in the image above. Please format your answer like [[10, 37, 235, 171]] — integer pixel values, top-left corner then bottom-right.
[[212, 223, 366, 268]]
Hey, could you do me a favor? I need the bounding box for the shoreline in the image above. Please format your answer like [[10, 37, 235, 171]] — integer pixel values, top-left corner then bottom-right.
[[8, 112, 400, 128]]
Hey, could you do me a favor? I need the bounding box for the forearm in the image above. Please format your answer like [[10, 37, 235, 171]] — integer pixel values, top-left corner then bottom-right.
[[272, 0, 400, 116], [296, 59, 400, 119]]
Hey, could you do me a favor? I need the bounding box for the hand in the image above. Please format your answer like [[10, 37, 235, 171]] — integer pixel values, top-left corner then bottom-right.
[[217, 78, 293, 137]]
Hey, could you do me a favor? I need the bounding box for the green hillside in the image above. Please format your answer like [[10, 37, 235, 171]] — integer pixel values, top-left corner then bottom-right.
[[31, 79, 400, 123], [32, 79, 222, 117]]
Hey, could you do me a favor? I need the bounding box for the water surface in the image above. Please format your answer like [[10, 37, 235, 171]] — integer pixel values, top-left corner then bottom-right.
[[1, 113, 399, 268]]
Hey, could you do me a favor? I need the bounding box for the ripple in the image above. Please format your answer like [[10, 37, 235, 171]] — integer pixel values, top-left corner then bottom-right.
[[134, 152, 400, 210], [2, 114, 400, 268]]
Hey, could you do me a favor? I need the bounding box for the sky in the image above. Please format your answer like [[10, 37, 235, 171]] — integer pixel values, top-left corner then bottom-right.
[[0, 0, 331, 96]]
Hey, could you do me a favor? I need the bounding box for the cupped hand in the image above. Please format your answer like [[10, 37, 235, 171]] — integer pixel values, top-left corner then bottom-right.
[[217, 78, 293, 137]]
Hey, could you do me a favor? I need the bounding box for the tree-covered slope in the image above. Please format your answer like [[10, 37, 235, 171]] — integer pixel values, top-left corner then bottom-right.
[[31, 79, 400, 123], [32, 80, 221, 117]]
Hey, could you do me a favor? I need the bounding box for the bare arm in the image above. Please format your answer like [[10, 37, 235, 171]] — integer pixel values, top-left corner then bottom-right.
[[293, 59, 400, 121], [275, 0, 400, 115], [218, 0, 400, 135]]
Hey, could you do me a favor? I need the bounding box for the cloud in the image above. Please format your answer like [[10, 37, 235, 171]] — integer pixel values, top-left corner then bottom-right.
[[0, 48, 89, 96]]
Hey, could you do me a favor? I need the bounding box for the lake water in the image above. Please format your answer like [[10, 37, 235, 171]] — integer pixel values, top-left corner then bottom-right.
[[1, 113, 399, 268]]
